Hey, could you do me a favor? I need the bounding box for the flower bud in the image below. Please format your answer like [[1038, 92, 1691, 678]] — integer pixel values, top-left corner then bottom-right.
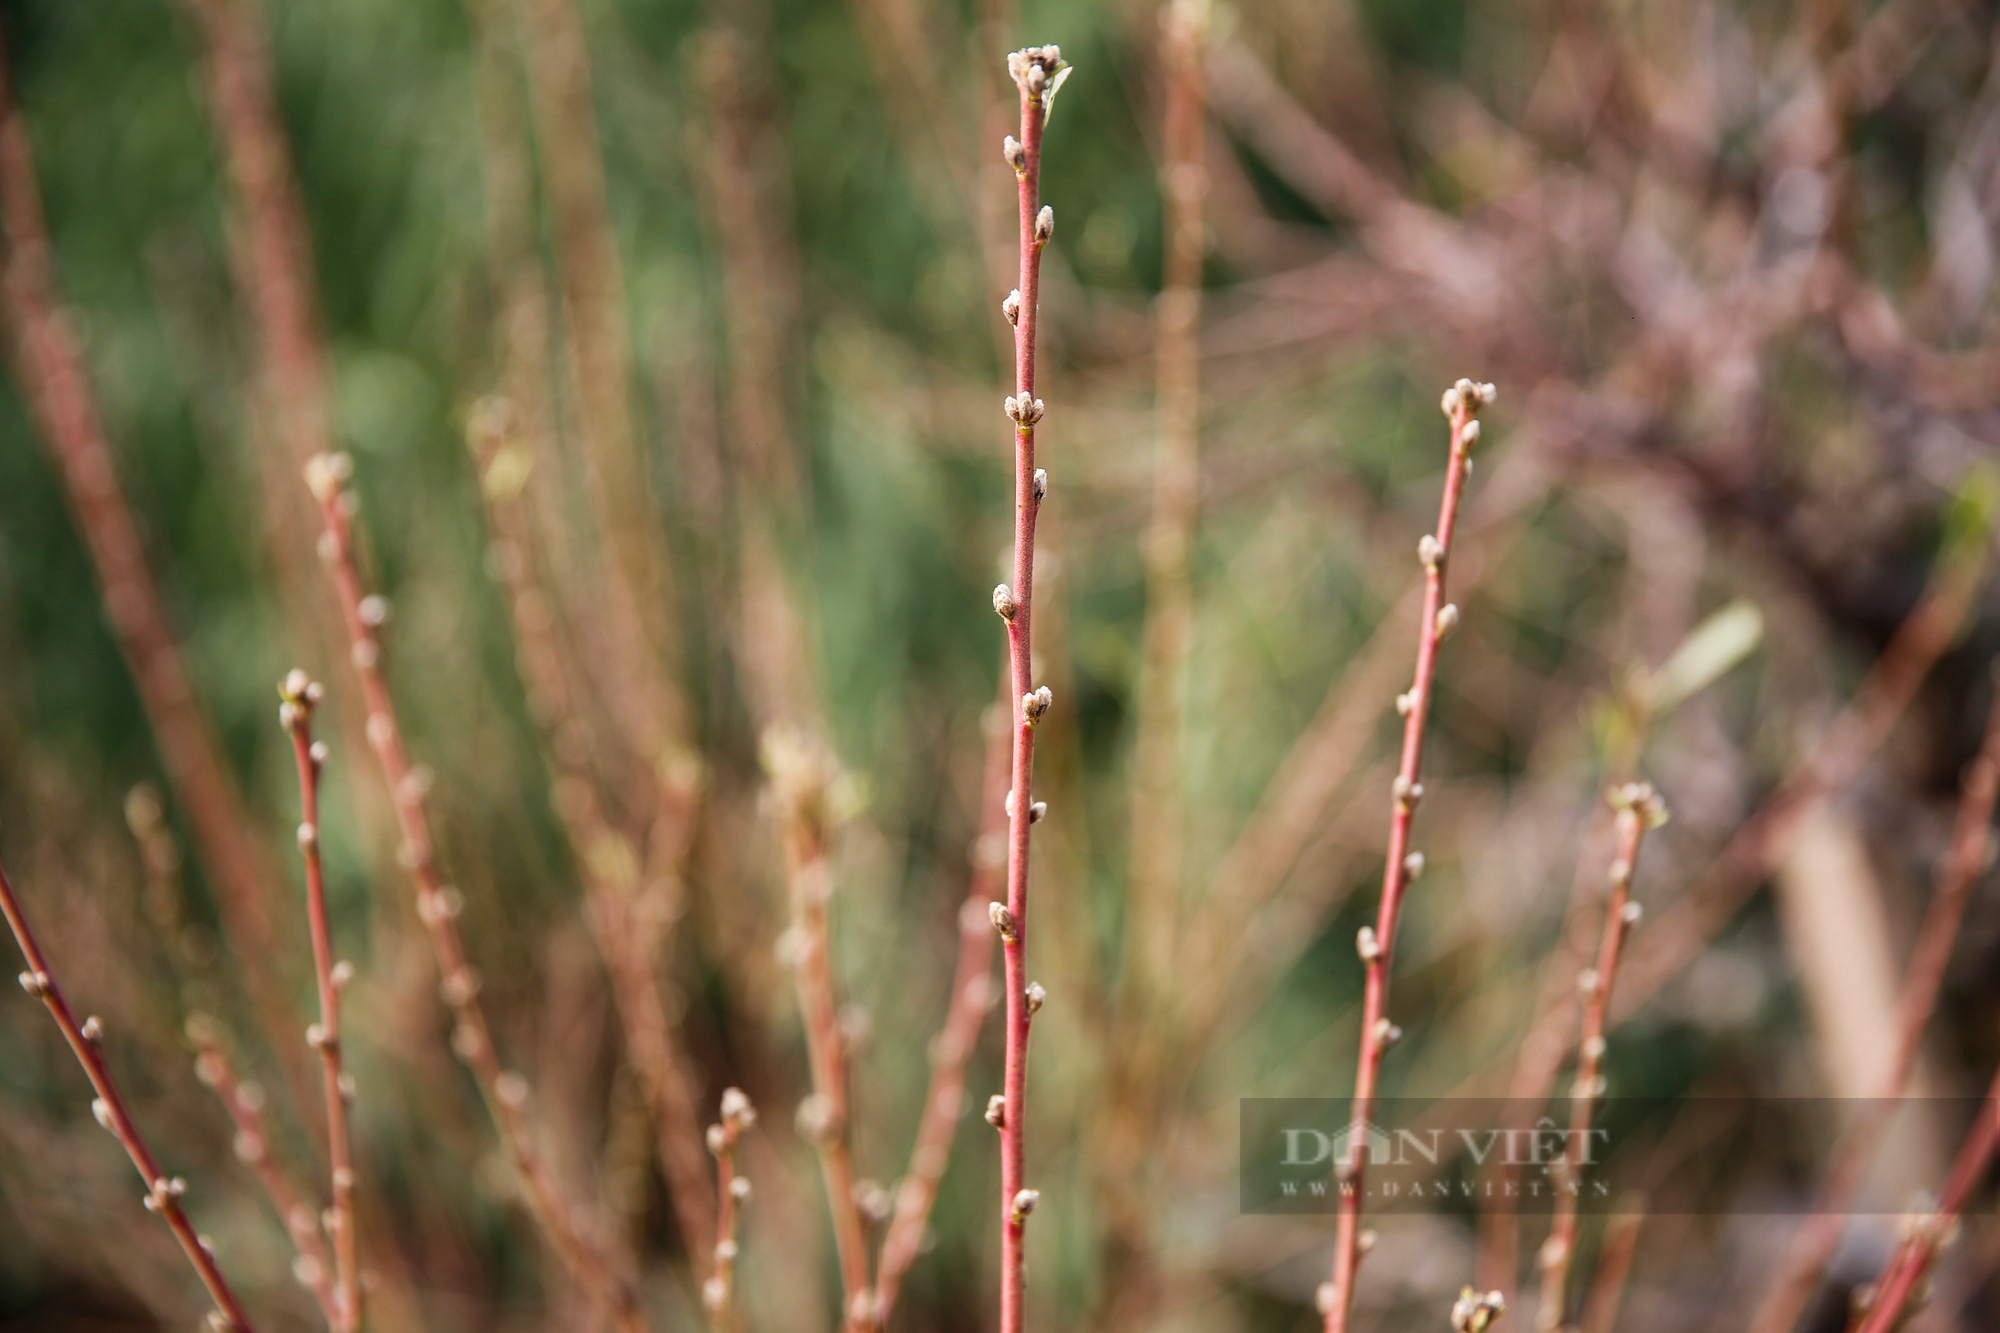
[[989, 901, 1018, 942]]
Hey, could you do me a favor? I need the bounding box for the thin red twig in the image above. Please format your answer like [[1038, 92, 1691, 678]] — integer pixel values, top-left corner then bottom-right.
[[469, 404, 715, 1265], [279, 673, 361, 1332], [768, 731, 876, 1332], [1126, 0, 1207, 1005], [0, 18, 292, 1057], [1851, 1064, 2000, 1333], [1473, 511, 1987, 1287], [1537, 783, 1667, 1331], [993, 43, 1067, 1333], [702, 1089, 756, 1331], [1576, 1206, 1644, 1333], [873, 673, 1010, 1326], [1322, 378, 1494, 1332], [188, 1019, 340, 1326], [0, 858, 262, 1333], [1747, 692, 2000, 1333], [303, 452, 645, 1333]]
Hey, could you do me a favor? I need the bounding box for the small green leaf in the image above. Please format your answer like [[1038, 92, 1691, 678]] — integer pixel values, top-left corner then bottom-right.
[[1044, 65, 1073, 124], [1646, 600, 1763, 718]]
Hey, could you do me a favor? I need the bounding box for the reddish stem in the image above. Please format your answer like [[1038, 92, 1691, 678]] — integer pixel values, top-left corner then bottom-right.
[[998, 44, 1063, 1333], [1851, 1064, 2000, 1333], [704, 1090, 755, 1333], [469, 407, 715, 1266], [0, 859, 261, 1333], [303, 455, 645, 1333], [1537, 784, 1665, 1331], [1748, 693, 2000, 1333], [281, 677, 361, 1332], [777, 794, 874, 1331], [189, 1023, 340, 1326], [0, 18, 293, 1065], [1323, 381, 1492, 1331], [874, 671, 1011, 1326]]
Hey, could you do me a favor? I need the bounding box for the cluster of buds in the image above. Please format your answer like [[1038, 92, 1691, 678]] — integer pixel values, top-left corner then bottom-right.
[[1450, 1286, 1507, 1333], [278, 669, 324, 735], [1004, 393, 1046, 426], [1440, 379, 1498, 419], [304, 450, 354, 504], [1006, 45, 1067, 103], [144, 1175, 189, 1213], [1609, 780, 1670, 831]]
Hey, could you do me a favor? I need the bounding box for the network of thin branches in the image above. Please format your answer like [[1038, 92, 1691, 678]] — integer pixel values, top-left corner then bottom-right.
[[1, 1, 1999, 1331]]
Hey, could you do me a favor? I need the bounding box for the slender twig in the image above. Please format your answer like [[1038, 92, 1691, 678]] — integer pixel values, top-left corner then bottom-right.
[[874, 673, 1010, 1326], [766, 730, 875, 1332], [469, 404, 716, 1265], [1851, 1064, 2000, 1333], [278, 672, 361, 1332], [1536, 782, 1667, 1332], [702, 1088, 756, 1331], [302, 452, 646, 1333], [991, 45, 1067, 1333], [1481, 691, 1660, 1294], [1321, 378, 1495, 1332], [1576, 1205, 1644, 1333], [1460, 507, 1987, 1264], [0, 858, 262, 1333], [1747, 692, 2000, 1333], [187, 1018, 340, 1325], [511, 0, 687, 760], [1125, 0, 1208, 1020], [0, 18, 291, 1051]]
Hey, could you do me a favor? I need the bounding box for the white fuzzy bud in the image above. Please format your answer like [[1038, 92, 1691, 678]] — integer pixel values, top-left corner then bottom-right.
[[1022, 686, 1053, 724], [721, 1086, 756, 1132], [989, 901, 1018, 942], [494, 1071, 530, 1109]]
